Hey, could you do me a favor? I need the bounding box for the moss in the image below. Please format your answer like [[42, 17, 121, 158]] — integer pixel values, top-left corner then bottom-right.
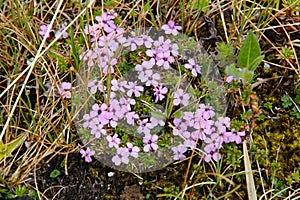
[[253, 114, 300, 181]]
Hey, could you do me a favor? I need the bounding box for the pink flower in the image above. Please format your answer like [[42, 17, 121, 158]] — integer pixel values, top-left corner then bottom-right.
[[125, 111, 139, 126], [156, 51, 174, 69], [154, 84, 168, 102], [126, 143, 140, 158], [102, 59, 117, 74], [90, 123, 106, 138], [135, 60, 154, 74], [153, 36, 171, 48], [143, 134, 158, 152], [139, 70, 160, 87], [137, 34, 153, 48], [225, 130, 246, 144], [125, 81, 144, 97], [161, 20, 182, 36], [215, 117, 231, 133], [80, 147, 95, 163], [173, 89, 190, 106], [59, 82, 72, 99], [138, 118, 153, 135], [55, 23, 69, 39], [150, 115, 165, 127], [163, 43, 179, 56], [84, 24, 101, 38], [204, 151, 221, 162], [88, 79, 106, 94], [123, 37, 138, 51], [184, 59, 201, 77], [112, 147, 129, 166], [197, 104, 215, 120], [172, 145, 187, 160], [39, 24, 54, 38], [106, 134, 121, 148], [95, 11, 116, 27], [225, 74, 242, 83], [226, 75, 234, 83], [111, 79, 127, 93]]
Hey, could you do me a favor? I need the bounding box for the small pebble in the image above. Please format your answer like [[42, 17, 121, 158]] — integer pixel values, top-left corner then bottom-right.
[[25, 141, 29, 148], [107, 172, 115, 177], [264, 62, 270, 69]]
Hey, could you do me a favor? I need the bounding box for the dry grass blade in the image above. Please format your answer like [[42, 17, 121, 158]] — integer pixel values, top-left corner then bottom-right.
[[0, 0, 64, 141], [243, 140, 257, 200], [0, 0, 96, 193], [0, 0, 97, 141]]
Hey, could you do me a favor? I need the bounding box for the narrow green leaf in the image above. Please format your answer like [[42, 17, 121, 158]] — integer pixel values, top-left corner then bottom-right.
[[249, 55, 264, 71], [0, 134, 26, 161], [69, 27, 79, 70], [151, 110, 166, 121], [237, 31, 261, 70], [243, 141, 257, 200]]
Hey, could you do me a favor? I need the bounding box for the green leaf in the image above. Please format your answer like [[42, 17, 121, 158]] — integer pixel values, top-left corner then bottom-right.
[[121, 134, 129, 144], [15, 185, 26, 197], [281, 94, 292, 108], [0, 134, 26, 161], [69, 27, 80, 71], [225, 62, 256, 82], [173, 110, 183, 118], [50, 169, 61, 178], [237, 31, 262, 71], [225, 64, 243, 78], [241, 68, 255, 82], [291, 107, 300, 119], [294, 95, 300, 105], [60, 159, 65, 168], [151, 110, 166, 121], [190, 0, 209, 12], [249, 55, 264, 71]]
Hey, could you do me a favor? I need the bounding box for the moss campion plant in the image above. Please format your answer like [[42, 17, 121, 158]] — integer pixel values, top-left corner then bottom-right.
[[68, 11, 246, 172]]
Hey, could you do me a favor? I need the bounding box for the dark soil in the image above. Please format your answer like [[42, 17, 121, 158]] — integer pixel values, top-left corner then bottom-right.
[[34, 153, 187, 200]]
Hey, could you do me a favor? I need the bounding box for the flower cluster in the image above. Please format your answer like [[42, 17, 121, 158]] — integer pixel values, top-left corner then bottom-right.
[[78, 11, 245, 165], [39, 23, 69, 39], [172, 109, 245, 162], [79, 11, 125, 75]]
